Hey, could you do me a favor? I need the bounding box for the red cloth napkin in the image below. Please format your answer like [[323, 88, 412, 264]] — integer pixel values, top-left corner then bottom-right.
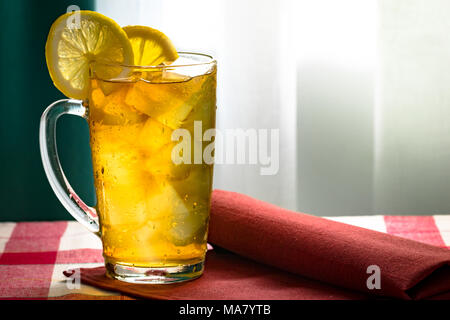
[[208, 190, 450, 299], [76, 189, 450, 300]]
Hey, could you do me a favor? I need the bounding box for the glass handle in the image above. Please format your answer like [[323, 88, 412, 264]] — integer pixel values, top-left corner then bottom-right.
[[39, 99, 99, 234]]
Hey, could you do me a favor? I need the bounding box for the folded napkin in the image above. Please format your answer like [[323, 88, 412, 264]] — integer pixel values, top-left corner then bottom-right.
[[208, 190, 450, 299], [74, 190, 450, 300]]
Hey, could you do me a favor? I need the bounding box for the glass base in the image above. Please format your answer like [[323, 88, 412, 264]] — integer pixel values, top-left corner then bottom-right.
[[105, 260, 205, 284]]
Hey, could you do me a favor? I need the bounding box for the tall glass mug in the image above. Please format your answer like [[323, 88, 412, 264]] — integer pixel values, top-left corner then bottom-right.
[[40, 53, 217, 283]]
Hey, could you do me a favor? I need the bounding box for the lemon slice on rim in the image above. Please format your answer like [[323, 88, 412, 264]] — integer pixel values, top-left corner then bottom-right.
[[123, 26, 178, 66], [45, 10, 134, 100]]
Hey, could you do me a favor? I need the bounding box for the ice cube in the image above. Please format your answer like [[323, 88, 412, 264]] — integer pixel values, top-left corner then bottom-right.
[[138, 117, 192, 180], [169, 209, 208, 247], [90, 81, 147, 125], [125, 74, 208, 129], [146, 182, 207, 247], [180, 74, 217, 132], [90, 86, 106, 107], [98, 80, 122, 96], [131, 221, 163, 256], [138, 117, 173, 153], [146, 182, 188, 218], [171, 165, 213, 211], [167, 166, 212, 246], [142, 142, 191, 180], [141, 69, 191, 83]]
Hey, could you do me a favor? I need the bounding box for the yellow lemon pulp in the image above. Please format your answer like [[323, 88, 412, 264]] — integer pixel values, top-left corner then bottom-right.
[[123, 25, 178, 66], [45, 10, 134, 99]]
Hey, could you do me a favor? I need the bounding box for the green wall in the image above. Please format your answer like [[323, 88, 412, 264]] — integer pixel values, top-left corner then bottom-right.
[[0, 0, 96, 221]]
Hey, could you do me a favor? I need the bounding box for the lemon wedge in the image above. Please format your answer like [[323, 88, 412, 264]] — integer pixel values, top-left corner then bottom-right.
[[123, 26, 178, 66], [45, 10, 134, 99]]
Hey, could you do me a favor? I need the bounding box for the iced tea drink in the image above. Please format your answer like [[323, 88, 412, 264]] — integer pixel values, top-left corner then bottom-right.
[[41, 11, 217, 284], [88, 56, 216, 279]]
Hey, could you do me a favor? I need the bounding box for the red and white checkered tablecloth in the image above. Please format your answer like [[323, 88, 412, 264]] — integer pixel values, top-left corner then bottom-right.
[[0, 215, 449, 300]]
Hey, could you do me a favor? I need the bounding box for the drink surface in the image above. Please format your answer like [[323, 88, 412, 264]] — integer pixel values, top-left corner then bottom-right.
[[88, 67, 216, 268]]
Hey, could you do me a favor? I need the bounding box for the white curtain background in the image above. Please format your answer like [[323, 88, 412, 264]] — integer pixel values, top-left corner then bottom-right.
[[96, 0, 450, 216], [374, 0, 450, 215]]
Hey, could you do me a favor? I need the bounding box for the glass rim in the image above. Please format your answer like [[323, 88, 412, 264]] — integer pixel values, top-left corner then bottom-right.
[[95, 52, 216, 70]]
